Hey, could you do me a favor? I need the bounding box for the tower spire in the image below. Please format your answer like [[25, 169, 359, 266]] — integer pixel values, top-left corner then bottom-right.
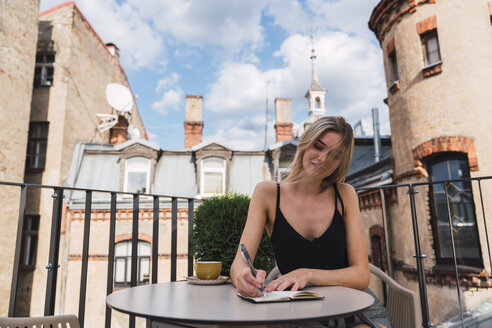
[[304, 31, 326, 129]]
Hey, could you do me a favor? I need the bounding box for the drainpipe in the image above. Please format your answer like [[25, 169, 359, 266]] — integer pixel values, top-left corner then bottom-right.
[[372, 107, 381, 163]]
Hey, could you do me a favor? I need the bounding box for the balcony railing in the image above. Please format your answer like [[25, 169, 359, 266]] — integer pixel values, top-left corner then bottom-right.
[[1, 176, 491, 328]]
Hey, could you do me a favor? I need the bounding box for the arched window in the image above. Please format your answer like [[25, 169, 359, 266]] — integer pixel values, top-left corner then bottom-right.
[[124, 157, 151, 193], [315, 96, 321, 109], [114, 240, 151, 287], [200, 157, 226, 196], [428, 153, 482, 267]]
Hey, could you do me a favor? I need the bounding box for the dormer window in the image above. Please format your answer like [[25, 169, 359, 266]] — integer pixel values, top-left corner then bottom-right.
[[200, 157, 226, 196], [124, 157, 151, 193]]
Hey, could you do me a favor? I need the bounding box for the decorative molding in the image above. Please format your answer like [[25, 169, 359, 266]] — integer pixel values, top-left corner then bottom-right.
[[69, 208, 192, 221], [369, 0, 436, 42], [412, 136, 479, 171], [115, 233, 152, 244], [417, 15, 437, 35], [358, 189, 398, 211]]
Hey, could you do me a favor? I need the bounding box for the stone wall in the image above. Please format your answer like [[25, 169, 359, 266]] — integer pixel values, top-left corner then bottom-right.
[[0, 0, 40, 315]]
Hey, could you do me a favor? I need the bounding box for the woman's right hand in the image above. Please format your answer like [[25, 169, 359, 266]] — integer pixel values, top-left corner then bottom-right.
[[233, 266, 266, 297]]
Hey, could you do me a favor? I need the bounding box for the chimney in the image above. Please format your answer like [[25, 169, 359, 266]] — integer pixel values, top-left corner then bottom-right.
[[110, 115, 129, 145], [184, 95, 204, 148], [274, 98, 293, 143]]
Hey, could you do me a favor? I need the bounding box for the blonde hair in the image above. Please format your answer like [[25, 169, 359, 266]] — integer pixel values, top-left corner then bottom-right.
[[284, 116, 354, 185]]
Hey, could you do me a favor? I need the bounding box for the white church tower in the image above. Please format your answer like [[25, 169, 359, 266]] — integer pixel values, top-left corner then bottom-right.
[[304, 48, 326, 129]]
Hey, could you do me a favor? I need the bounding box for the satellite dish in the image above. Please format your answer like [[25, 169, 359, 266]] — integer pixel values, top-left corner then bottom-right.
[[128, 124, 141, 140], [106, 83, 133, 112]]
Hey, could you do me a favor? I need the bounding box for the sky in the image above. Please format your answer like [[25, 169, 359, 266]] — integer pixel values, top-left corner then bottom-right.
[[39, 0, 390, 151]]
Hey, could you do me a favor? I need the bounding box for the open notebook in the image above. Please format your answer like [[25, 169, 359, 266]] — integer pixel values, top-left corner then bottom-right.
[[238, 290, 324, 303]]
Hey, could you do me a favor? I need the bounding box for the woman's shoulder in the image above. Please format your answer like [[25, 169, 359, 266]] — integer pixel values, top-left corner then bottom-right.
[[253, 180, 278, 195], [335, 182, 357, 200]]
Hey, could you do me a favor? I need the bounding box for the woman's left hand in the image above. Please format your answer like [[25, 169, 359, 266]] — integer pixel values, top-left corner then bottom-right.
[[265, 268, 311, 292]]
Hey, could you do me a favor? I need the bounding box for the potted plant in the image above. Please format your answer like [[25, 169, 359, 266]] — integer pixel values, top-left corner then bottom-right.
[[191, 192, 275, 277]]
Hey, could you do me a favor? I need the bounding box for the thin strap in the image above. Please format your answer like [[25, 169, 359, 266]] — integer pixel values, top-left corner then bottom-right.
[[276, 183, 281, 210], [333, 183, 345, 217]]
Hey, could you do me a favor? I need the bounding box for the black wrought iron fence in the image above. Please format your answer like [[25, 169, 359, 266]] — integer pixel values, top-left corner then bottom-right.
[[0, 181, 196, 328], [1, 176, 491, 328]]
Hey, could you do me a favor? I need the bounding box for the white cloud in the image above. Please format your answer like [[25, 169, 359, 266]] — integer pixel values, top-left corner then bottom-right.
[[152, 88, 183, 115], [125, 0, 268, 59], [203, 30, 388, 149], [40, 0, 167, 70], [156, 72, 180, 91]]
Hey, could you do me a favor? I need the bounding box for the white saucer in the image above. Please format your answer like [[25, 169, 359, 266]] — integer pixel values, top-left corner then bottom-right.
[[185, 275, 230, 285]]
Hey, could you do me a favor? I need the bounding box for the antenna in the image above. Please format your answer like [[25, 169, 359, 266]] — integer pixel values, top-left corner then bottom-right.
[[96, 83, 135, 133]]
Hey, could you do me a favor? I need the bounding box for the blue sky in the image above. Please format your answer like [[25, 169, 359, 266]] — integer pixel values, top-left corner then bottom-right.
[[40, 0, 389, 150]]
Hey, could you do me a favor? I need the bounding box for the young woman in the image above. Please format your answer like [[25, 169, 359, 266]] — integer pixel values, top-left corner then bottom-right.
[[230, 116, 391, 328]]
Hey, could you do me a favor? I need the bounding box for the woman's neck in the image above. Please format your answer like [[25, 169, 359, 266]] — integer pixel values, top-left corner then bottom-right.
[[291, 179, 330, 196]]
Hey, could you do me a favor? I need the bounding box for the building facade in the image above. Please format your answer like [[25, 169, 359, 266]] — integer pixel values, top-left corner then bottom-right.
[[369, 0, 492, 323], [0, 0, 40, 316], [0, 2, 147, 317]]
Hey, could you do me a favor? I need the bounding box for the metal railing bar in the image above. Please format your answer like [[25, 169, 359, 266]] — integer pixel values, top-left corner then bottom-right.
[[0, 180, 203, 199], [444, 182, 465, 328], [477, 180, 492, 274], [130, 194, 139, 328], [412, 175, 492, 187], [378, 188, 393, 277], [171, 197, 178, 282], [104, 193, 117, 328], [152, 196, 159, 284], [187, 198, 194, 277], [44, 187, 64, 316], [78, 191, 92, 327], [9, 185, 27, 316], [356, 183, 410, 192], [407, 185, 432, 328]]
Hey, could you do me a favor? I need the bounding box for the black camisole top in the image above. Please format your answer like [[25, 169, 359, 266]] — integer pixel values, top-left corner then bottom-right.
[[270, 183, 349, 274]]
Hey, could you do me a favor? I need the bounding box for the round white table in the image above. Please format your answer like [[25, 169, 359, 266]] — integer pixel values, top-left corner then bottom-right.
[[106, 281, 375, 327]]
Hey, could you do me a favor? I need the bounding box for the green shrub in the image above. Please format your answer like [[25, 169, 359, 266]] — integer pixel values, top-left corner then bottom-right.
[[191, 192, 275, 277]]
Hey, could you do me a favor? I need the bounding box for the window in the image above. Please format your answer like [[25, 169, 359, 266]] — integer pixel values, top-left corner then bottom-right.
[[422, 32, 441, 67], [428, 154, 482, 267], [20, 215, 39, 269], [124, 157, 151, 193], [315, 97, 321, 109], [34, 53, 55, 86], [200, 157, 226, 196], [114, 240, 151, 287], [26, 122, 49, 172], [388, 51, 399, 83]]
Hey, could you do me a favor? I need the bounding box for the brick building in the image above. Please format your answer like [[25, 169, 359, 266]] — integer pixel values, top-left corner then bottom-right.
[[0, 0, 40, 316], [0, 1, 147, 317], [367, 0, 492, 323]]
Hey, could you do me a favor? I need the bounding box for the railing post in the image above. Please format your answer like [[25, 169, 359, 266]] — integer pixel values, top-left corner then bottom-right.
[[129, 194, 139, 328], [378, 188, 393, 277], [188, 199, 194, 277], [444, 182, 464, 328], [152, 196, 159, 284], [477, 179, 492, 273], [171, 197, 178, 282], [407, 185, 433, 328], [78, 191, 92, 327], [9, 185, 28, 316], [105, 192, 117, 328], [44, 187, 64, 316]]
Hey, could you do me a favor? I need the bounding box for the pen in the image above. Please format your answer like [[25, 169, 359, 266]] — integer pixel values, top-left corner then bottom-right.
[[240, 242, 265, 296]]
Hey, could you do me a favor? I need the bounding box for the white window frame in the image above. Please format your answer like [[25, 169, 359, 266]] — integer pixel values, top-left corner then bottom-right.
[[124, 157, 151, 194], [200, 157, 226, 197]]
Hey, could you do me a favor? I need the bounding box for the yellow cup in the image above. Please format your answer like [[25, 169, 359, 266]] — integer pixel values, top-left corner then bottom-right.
[[195, 261, 222, 280]]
